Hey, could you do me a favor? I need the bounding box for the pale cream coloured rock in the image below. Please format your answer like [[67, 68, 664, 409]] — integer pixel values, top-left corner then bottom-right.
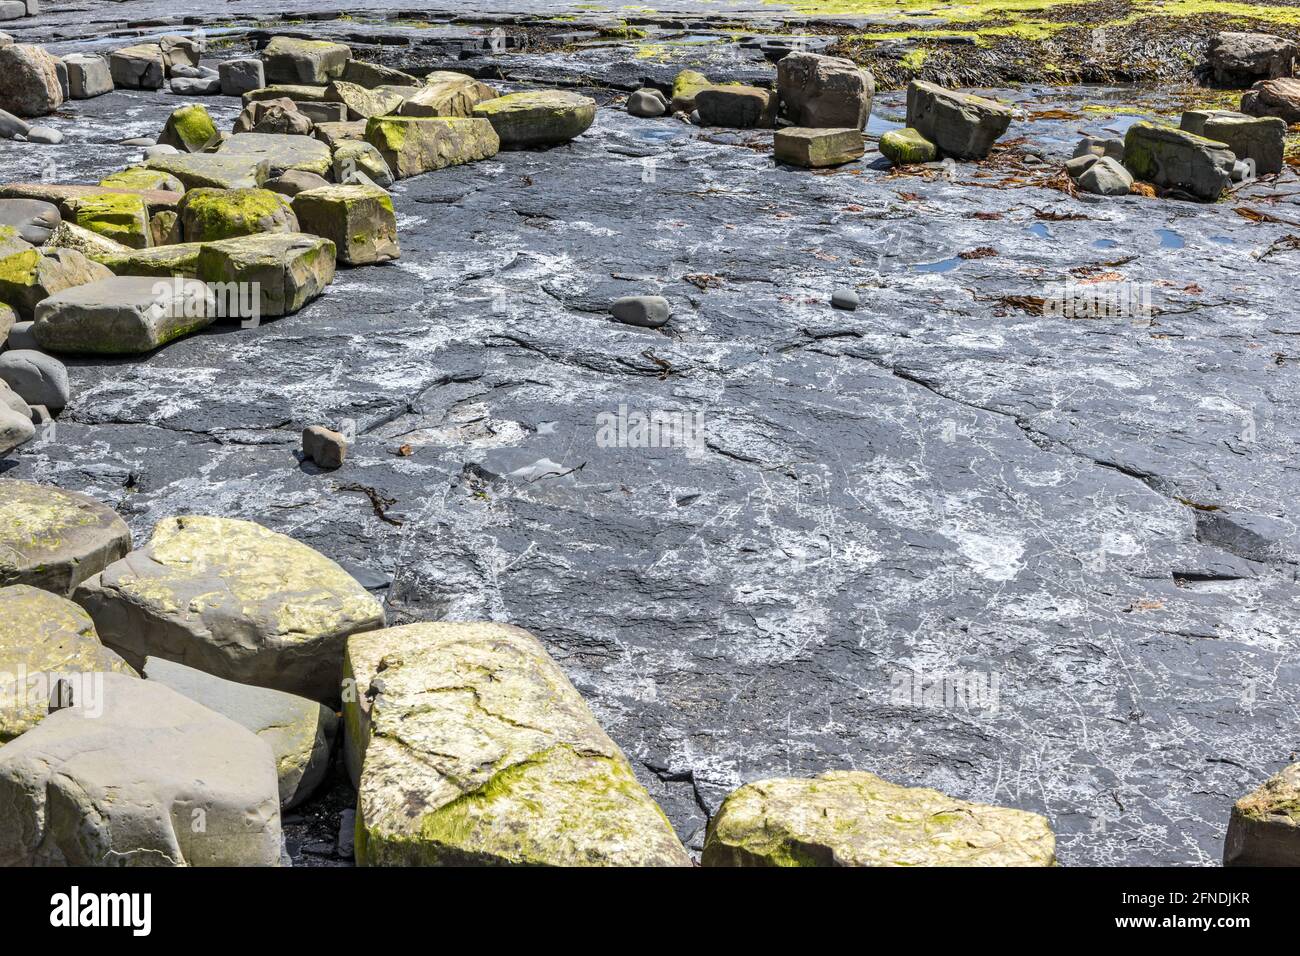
[[398, 71, 497, 118], [0, 584, 136, 742], [0, 672, 282, 866], [344, 621, 691, 866], [0, 478, 132, 596], [703, 770, 1057, 866], [144, 656, 336, 809], [74, 515, 385, 702]]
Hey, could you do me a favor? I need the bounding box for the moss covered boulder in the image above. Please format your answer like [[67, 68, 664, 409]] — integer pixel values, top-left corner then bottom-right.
[[670, 68, 711, 113], [143, 152, 271, 190], [262, 36, 351, 85], [326, 79, 404, 120], [880, 127, 938, 165], [471, 90, 597, 148], [74, 515, 384, 702], [1122, 121, 1235, 201], [905, 80, 1012, 160], [0, 478, 132, 596], [774, 127, 865, 168], [0, 584, 137, 743], [399, 71, 498, 118], [344, 621, 691, 866], [217, 132, 333, 179], [364, 115, 499, 178], [99, 167, 185, 194], [703, 770, 1057, 867], [0, 247, 113, 319], [157, 103, 218, 154], [144, 656, 337, 810], [178, 187, 298, 242], [33, 276, 215, 356], [292, 184, 399, 266], [1224, 763, 1300, 865], [63, 192, 153, 250], [195, 232, 336, 317]]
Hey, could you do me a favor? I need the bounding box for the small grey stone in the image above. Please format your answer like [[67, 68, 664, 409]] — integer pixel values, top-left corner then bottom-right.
[[831, 287, 860, 310], [303, 425, 347, 469], [24, 126, 62, 144], [143, 144, 179, 158], [169, 75, 221, 96], [1076, 156, 1134, 196], [628, 88, 667, 118], [611, 295, 670, 328], [1065, 153, 1099, 179], [0, 350, 70, 412], [120, 136, 155, 147], [4, 320, 36, 351], [1073, 136, 1123, 161]]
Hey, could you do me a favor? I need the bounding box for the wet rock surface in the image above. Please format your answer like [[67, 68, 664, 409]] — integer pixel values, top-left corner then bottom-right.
[[2, 5, 1300, 868]]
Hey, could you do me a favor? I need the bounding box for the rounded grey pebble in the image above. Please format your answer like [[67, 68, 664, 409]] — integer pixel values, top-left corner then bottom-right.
[[831, 288, 859, 311], [611, 295, 670, 328], [25, 127, 63, 145], [5, 321, 38, 351]]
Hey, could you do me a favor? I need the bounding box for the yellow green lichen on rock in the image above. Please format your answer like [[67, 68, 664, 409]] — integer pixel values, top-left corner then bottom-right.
[[178, 187, 299, 242], [158, 103, 219, 153], [0, 584, 138, 742], [471, 90, 597, 149], [72, 514, 384, 702], [291, 184, 399, 265], [0, 247, 114, 319], [194, 232, 336, 316], [364, 115, 500, 178], [95, 242, 205, 278], [0, 478, 132, 596], [880, 127, 938, 165], [99, 168, 186, 194], [671, 68, 712, 112], [344, 621, 692, 867], [1224, 763, 1300, 866], [64, 192, 154, 250], [702, 770, 1057, 866]]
